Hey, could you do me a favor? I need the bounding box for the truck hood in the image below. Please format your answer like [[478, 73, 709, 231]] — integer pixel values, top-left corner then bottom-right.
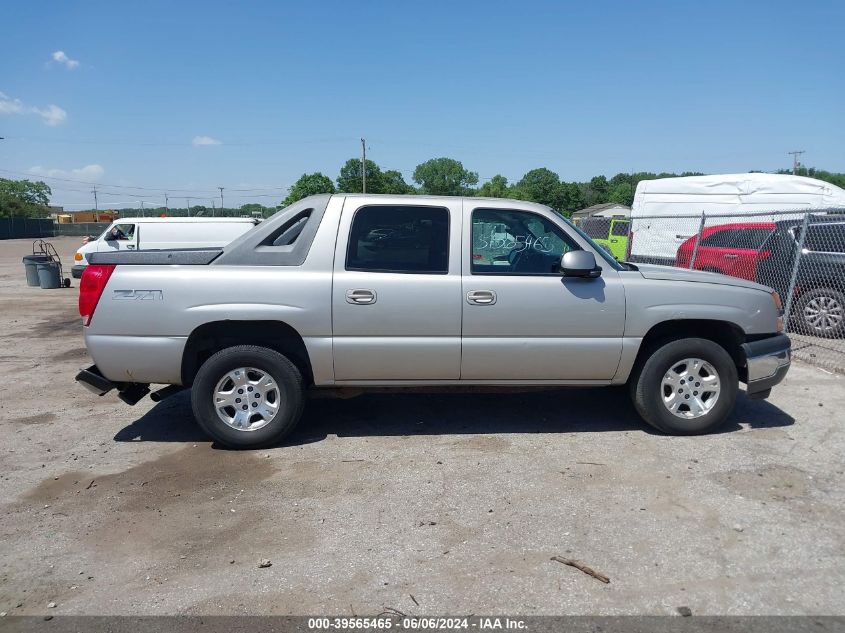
[[634, 263, 773, 293]]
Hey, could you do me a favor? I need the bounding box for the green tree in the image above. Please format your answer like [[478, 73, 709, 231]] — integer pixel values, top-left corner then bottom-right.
[[337, 158, 384, 193], [281, 172, 335, 207], [380, 169, 415, 194], [477, 174, 511, 198], [413, 157, 478, 196], [558, 181, 586, 216], [189, 205, 209, 216], [0, 178, 52, 217], [582, 175, 609, 206], [513, 168, 563, 209], [608, 182, 634, 206]]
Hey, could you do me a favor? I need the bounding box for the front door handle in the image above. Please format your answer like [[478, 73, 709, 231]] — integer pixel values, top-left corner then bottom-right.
[[466, 290, 497, 305], [724, 253, 738, 259], [126, 245, 136, 250], [346, 289, 377, 305]]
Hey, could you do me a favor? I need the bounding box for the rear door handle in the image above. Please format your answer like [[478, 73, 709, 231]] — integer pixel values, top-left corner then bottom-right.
[[724, 254, 738, 259], [346, 289, 377, 305], [466, 290, 497, 305]]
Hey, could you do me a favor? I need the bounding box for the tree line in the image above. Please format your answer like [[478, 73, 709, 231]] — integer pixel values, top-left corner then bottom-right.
[[3, 163, 845, 220], [280, 157, 708, 214]]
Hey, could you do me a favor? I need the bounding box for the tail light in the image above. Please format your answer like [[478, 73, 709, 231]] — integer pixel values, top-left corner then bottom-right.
[[756, 249, 772, 262], [79, 265, 116, 326]]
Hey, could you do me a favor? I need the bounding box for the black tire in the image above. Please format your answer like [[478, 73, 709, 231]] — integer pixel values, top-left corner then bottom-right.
[[793, 287, 845, 339], [629, 337, 738, 435], [190, 345, 304, 449]]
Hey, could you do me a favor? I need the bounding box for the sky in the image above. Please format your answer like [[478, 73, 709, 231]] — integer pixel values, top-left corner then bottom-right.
[[1, 0, 844, 209]]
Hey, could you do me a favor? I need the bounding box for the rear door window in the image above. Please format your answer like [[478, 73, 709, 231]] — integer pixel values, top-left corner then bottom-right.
[[700, 229, 737, 248], [346, 205, 450, 274], [735, 228, 775, 250]]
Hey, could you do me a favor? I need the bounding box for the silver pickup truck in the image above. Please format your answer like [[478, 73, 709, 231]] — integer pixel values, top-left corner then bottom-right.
[[75, 194, 791, 448]]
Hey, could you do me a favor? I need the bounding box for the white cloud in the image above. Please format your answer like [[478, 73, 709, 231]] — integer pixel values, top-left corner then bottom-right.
[[29, 164, 104, 182], [51, 50, 80, 70], [0, 91, 25, 114], [31, 104, 67, 126], [192, 135, 222, 146], [0, 91, 67, 126]]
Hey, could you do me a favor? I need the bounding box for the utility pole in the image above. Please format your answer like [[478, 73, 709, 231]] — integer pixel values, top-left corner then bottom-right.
[[140, 201, 145, 217], [788, 150, 805, 175], [361, 138, 367, 194], [186, 197, 192, 215], [164, 192, 169, 213], [218, 187, 224, 214], [92, 185, 98, 211], [211, 199, 216, 217]]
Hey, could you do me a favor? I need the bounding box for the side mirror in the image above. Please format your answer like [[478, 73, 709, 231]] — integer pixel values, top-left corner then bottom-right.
[[560, 250, 601, 278], [103, 232, 117, 241]]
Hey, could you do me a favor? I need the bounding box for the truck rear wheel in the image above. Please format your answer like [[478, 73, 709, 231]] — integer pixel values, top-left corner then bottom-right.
[[630, 337, 737, 435], [190, 345, 304, 449]]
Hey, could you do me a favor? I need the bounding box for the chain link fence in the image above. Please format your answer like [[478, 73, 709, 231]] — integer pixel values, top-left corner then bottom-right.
[[582, 208, 845, 374]]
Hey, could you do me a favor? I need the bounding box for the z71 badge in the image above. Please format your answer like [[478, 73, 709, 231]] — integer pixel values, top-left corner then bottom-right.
[[112, 290, 163, 301]]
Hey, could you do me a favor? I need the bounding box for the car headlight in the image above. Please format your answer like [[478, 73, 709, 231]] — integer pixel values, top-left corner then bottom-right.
[[74, 252, 83, 261]]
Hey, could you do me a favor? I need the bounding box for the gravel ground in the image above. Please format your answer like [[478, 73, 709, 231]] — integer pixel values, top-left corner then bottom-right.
[[0, 236, 843, 617]]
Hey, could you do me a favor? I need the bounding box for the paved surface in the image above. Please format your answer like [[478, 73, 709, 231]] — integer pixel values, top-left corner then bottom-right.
[[0, 236, 843, 616]]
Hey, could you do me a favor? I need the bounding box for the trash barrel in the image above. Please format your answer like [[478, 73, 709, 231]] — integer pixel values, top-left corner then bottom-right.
[[22, 255, 52, 287], [36, 261, 62, 289]]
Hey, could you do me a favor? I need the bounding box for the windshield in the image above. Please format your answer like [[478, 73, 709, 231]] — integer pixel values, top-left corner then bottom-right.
[[562, 216, 624, 270]]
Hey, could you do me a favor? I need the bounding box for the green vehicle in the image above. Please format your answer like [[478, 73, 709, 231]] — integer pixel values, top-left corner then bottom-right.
[[579, 216, 630, 260]]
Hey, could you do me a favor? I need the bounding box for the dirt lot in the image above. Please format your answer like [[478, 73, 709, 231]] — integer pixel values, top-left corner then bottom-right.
[[0, 236, 843, 616]]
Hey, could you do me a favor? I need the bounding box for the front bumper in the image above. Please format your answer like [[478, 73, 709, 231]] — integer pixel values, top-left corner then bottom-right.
[[71, 264, 86, 278], [742, 334, 791, 400]]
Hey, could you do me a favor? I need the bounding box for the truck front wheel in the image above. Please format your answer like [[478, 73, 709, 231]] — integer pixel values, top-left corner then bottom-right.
[[630, 338, 738, 435], [191, 345, 304, 449]]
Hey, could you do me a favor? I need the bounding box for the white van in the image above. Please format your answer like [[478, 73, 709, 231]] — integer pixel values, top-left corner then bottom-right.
[[71, 217, 259, 277], [629, 173, 845, 264]]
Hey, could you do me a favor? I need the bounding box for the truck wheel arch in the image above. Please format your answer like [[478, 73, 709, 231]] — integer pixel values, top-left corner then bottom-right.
[[181, 320, 313, 387], [632, 319, 747, 382]]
